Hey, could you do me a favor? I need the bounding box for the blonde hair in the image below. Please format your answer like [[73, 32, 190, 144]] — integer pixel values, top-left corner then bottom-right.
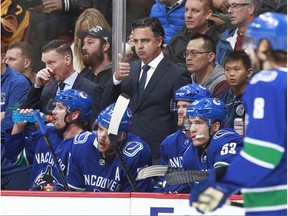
[[74, 8, 111, 70]]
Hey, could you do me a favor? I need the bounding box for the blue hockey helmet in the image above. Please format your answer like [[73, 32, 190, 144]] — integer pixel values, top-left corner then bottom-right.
[[171, 84, 211, 111], [245, 12, 287, 51], [186, 98, 227, 127], [95, 103, 133, 133], [54, 89, 92, 121]]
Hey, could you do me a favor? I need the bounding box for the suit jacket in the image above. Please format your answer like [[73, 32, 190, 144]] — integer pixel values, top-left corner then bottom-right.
[[102, 57, 191, 163], [22, 74, 102, 130]]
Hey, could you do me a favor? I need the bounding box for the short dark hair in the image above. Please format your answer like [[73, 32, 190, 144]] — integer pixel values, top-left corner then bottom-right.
[[224, 51, 251, 70], [8, 41, 35, 67], [132, 17, 165, 46], [189, 34, 216, 53], [42, 39, 72, 57]]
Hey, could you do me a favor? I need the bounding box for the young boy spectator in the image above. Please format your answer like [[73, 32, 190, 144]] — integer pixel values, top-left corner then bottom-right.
[[4, 89, 95, 190], [220, 51, 252, 136], [66, 103, 154, 192]]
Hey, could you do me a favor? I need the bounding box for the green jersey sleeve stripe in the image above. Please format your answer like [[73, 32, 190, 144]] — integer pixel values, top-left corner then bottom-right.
[[244, 137, 285, 152], [243, 141, 283, 166], [240, 151, 275, 169], [242, 188, 287, 208], [213, 161, 230, 168]]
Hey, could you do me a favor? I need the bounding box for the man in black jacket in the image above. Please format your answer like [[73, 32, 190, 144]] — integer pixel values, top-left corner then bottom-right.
[[102, 17, 191, 164]]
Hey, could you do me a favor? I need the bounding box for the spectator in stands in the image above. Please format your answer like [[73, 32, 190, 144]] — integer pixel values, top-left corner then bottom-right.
[[220, 51, 252, 136], [5, 41, 36, 83], [155, 84, 211, 193], [73, 8, 111, 72], [167, 0, 232, 68], [101, 17, 191, 164], [4, 89, 95, 191], [66, 103, 154, 192], [28, 0, 112, 71], [222, 0, 261, 51], [77, 26, 112, 91], [1, 44, 32, 190], [149, 0, 186, 44], [185, 34, 230, 97], [182, 98, 243, 171], [21, 39, 102, 130]]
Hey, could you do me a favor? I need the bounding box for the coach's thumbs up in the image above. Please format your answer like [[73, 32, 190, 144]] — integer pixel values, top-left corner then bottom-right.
[[114, 53, 131, 81]]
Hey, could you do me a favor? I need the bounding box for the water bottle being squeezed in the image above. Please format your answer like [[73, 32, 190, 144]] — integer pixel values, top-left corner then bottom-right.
[[12, 109, 53, 123]]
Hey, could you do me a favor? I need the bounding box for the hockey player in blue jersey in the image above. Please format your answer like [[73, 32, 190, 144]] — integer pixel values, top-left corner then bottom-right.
[[189, 12, 287, 215], [182, 98, 243, 172], [155, 84, 211, 193], [4, 89, 95, 190], [66, 103, 154, 192]]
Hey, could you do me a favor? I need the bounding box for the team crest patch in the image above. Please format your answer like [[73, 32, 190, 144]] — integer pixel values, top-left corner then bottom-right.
[[236, 103, 245, 116], [184, 139, 190, 145], [214, 130, 234, 139], [123, 141, 143, 157]]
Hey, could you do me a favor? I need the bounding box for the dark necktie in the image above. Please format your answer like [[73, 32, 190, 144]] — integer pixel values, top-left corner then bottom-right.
[[58, 82, 66, 91], [234, 34, 244, 51], [138, 64, 150, 101]]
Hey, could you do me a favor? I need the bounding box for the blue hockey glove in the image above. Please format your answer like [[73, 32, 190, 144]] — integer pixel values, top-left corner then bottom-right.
[[189, 168, 233, 213]]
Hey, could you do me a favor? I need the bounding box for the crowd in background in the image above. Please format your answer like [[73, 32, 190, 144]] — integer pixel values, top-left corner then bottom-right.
[[1, 0, 287, 208]]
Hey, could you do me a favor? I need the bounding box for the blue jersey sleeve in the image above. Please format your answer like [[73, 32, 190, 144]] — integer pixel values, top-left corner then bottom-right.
[[218, 69, 287, 190], [121, 134, 154, 192], [207, 129, 243, 169]]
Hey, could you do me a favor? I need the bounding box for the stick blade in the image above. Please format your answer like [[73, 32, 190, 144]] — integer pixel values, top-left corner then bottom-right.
[[165, 170, 209, 185], [136, 165, 169, 180], [108, 93, 130, 136]]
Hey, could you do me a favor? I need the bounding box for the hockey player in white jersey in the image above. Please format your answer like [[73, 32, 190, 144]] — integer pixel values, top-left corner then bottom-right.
[[189, 12, 287, 215]]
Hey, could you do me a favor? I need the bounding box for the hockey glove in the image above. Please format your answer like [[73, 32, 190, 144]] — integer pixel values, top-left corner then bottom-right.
[[189, 167, 233, 213]]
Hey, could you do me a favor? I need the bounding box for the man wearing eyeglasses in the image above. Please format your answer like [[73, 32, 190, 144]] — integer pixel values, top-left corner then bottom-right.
[[185, 34, 229, 98], [167, 0, 232, 68], [223, 0, 261, 50]]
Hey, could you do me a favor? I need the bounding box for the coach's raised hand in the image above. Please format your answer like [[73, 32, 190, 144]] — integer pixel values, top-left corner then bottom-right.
[[114, 53, 130, 81]]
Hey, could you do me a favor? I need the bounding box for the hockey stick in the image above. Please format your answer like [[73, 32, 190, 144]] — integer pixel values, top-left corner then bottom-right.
[[108, 93, 138, 192], [33, 110, 69, 191], [136, 165, 209, 185], [137, 165, 243, 208]]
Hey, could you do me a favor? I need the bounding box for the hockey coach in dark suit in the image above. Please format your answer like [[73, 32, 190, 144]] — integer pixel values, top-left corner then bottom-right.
[[102, 17, 191, 164], [22, 39, 102, 130]]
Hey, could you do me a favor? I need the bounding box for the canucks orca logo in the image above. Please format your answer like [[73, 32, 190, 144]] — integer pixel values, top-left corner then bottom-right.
[[214, 130, 234, 139], [34, 166, 58, 187], [123, 141, 143, 157]]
